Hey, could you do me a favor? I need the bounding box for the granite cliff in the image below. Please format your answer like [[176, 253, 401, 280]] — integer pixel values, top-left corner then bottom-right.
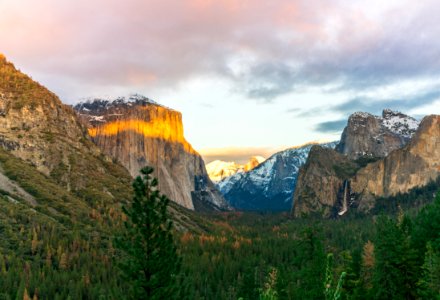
[[351, 115, 440, 211], [292, 146, 358, 217], [336, 110, 419, 160], [293, 110, 439, 217], [74, 96, 229, 211]]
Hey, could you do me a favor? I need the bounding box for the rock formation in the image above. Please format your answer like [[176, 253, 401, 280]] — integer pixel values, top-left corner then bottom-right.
[[336, 110, 419, 160], [293, 110, 440, 218], [351, 115, 440, 211], [74, 96, 229, 211], [292, 146, 358, 217]]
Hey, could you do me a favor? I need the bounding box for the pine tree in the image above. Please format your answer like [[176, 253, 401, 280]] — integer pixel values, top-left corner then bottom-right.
[[291, 226, 326, 299], [372, 215, 418, 300], [324, 253, 346, 300], [413, 193, 440, 258], [0, 254, 6, 275], [31, 229, 38, 255], [114, 166, 181, 299], [59, 253, 68, 270], [417, 242, 440, 299], [259, 268, 278, 300], [22, 288, 30, 300], [15, 280, 26, 300]]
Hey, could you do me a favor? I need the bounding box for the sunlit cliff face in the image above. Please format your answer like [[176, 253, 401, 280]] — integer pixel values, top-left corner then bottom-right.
[[88, 118, 196, 154]]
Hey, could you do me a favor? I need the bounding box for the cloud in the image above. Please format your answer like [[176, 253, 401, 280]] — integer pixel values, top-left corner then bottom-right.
[[2, 0, 440, 104], [312, 84, 440, 133], [332, 88, 440, 115], [243, 62, 299, 100], [314, 119, 347, 133]]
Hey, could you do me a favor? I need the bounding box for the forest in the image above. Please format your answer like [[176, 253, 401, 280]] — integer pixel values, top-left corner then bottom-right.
[[0, 169, 439, 299]]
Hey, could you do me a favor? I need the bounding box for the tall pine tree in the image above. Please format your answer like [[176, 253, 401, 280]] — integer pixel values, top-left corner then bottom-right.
[[417, 242, 440, 299], [372, 215, 418, 300], [115, 166, 181, 299]]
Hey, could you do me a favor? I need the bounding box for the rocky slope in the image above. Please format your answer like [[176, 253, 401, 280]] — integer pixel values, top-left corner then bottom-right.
[[0, 54, 212, 233], [74, 95, 229, 211], [0, 54, 132, 206], [351, 115, 440, 211], [218, 142, 336, 211], [336, 109, 419, 160], [206, 156, 265, 183], [293, 110, 439, 218]]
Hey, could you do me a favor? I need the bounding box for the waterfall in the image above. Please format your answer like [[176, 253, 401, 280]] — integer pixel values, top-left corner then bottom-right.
[[338, 180, 348, 216]]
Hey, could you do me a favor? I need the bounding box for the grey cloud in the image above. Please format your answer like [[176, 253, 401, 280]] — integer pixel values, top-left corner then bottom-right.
[[243, 62, 299, 100], [314, 119, 347, 134], [333, 89, 440, 116], [291, 107, 326, 118], [286, 108, 300, 114], [3, 0, 440, 103], [234, 1, 440, 100], [311, 86, 440, 133]]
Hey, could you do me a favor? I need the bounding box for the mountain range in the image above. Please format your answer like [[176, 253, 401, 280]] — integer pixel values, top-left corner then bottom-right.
[[217, 142, 337, 211], [206, 156, 265, 183], [1, 53, 438, 218]]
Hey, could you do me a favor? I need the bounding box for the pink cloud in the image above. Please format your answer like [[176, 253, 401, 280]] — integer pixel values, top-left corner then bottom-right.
[[1, 0, 439, 102]]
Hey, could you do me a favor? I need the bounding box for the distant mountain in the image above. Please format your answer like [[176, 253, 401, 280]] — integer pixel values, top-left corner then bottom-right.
[[74, 95, 230, 211], [218, 142, 337, 211], [206, 156, 265, 183], [336, 109, 420, 160]]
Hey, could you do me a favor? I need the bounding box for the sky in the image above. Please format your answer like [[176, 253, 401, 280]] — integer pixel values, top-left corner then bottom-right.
[[1, 0, 440, 163]]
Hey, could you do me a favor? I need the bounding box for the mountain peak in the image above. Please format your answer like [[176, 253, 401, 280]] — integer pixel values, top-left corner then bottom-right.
[[337, 109, 420, 159], [382, 108, 402, 117], [75, 94, 162, 113], [206, 156, 266, 183], [350, 111, 375, 119], [381, 109, 419, 138]]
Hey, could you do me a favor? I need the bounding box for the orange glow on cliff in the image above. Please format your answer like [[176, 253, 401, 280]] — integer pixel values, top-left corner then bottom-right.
[[88, 119, 196, 153]]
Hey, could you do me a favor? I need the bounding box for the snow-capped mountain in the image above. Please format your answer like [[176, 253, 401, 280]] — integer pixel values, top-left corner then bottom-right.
[[74, 94, 163, 114], [381, 109, 419, 138], [336, 109, 420, 160], [206, 156, 265, 183], [218, 142, 337, 211]]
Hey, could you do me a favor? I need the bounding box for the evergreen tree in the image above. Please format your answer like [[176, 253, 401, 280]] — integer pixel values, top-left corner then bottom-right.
[[413, 193, 440, 258], [372, 215, 418, 300], [324, 253, 346, 300], [291, 226, 326, 299], [114, 166, 181, 299], [417, 242, 440, 299], [259, 268, 278, 300], [237, 266, 259, 300]]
